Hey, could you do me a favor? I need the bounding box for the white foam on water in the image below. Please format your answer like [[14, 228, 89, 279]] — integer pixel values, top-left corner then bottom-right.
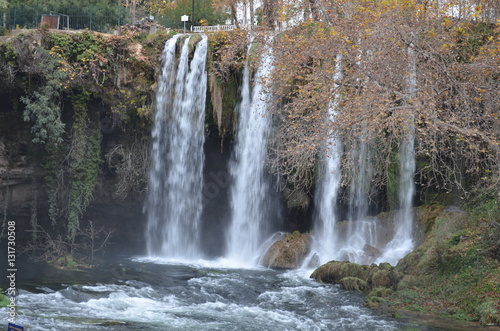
[[133, 255, 270, 270], [5, 264, 412, 331]]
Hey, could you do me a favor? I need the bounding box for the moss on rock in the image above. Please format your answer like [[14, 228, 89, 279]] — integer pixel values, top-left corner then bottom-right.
[[339, 277, 370, 293], [311, 260, 401, 292]]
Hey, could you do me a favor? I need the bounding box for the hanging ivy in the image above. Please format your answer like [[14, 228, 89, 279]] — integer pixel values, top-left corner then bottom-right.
[[43, 141, 65, 228], [66, 91, 102, 243], [21, 48, 66, 145]]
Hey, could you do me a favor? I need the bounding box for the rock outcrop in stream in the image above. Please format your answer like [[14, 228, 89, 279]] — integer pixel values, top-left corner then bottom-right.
[[310, 260, 403, 293], [262, 231, 311, 269]]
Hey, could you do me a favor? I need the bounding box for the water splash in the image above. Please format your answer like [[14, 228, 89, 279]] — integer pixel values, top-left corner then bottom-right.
[[225, 40, 275, 266], [145, 35, 208, 259]]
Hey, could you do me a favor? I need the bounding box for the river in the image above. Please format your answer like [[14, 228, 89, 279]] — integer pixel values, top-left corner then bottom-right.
[[2, 256, 470, 330]]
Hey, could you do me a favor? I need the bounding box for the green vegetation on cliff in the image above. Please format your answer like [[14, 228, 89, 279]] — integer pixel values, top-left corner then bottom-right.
[[206, 29, 247, 139], [390, 199, 500, 324]]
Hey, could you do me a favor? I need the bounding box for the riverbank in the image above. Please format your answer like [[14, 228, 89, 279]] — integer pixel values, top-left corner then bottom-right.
[[310, 199, 500, 326]]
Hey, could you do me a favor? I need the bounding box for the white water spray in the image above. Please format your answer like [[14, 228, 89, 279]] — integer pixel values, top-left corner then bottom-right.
[[225, 41, 275, 265], [145, 35, 208, 259]]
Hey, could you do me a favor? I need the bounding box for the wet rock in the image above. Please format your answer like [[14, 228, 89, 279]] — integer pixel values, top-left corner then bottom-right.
[[306, 253, 320, 269], [368, 269, 391, 288], [363, 244, 381, 259], [262, 231, 310, 269], [310, 261, 371, 284]]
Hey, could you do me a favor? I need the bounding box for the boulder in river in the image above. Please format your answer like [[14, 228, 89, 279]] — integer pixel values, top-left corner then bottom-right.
[[262, 231, 311, 269], [310, 260, 403, 293]]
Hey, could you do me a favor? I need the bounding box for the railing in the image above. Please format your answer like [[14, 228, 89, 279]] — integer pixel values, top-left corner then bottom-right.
[[0, 6, 129, 33], [192, 25, 236, 32]]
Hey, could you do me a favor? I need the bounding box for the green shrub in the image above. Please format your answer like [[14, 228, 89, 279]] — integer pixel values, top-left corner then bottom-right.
[[476, 301, 500, 326]]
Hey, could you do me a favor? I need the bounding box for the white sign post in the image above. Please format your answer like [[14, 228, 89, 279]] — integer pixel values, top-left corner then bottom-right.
[[181, 15, 189, 34]]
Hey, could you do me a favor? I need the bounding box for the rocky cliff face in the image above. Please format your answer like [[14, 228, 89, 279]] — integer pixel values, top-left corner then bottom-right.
[[0, 28, 249, 258], [0, 27, 169, 249], [0, 113, 32, 216]]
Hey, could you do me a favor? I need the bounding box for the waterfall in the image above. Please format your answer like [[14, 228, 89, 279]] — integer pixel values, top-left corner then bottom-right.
[[376, 44, 417, 265], [337, 137, 377, 264], [225, 41, 275, 265], [309, 48, 380, 266], [311, 54, 343, 265], [347, 140, 372, 223], [145, 35, 208, 259]]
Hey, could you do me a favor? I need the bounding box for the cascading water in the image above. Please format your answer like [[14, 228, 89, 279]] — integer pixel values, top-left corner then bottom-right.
[[376, 44, 417, 265], [310, 50, 381, 266], [347, 141, 372, 223], [344, 46, 376, 263], [310, 54, 343, 265], [225, 41, 275, 265], [145, 35, 208, 259], [311, 45, 417, 267]]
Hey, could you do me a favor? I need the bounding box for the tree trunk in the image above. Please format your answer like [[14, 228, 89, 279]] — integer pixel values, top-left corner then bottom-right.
[[250, 0, 254, 27], [132, 0, 137, 23], [263, 0, 275, 29], [230, 1, 240, 29], [309, 0, 320, 22]]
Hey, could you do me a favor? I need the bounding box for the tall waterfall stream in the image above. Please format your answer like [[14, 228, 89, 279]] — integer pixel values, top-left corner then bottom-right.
[[225, 40, 276, 266]]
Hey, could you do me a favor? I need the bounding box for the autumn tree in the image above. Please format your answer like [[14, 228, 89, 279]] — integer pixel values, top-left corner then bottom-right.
[[264, 0, 500, 204]]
